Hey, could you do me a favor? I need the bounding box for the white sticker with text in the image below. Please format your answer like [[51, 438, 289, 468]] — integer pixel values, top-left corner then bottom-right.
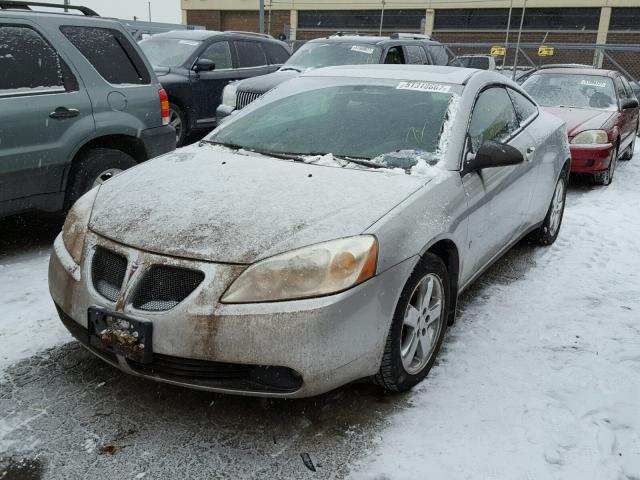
[[580, 79, 607, 88], [350, 45, 375, 55], [396, 81, 451, 93]]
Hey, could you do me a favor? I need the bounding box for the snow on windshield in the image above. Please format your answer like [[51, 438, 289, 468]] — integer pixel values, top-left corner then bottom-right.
[[523, 74, 617, 110], [284, 42, 382, 71]]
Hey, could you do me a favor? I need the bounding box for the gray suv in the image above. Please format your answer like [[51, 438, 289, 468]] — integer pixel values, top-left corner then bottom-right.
[[0, 1, 175, 218]]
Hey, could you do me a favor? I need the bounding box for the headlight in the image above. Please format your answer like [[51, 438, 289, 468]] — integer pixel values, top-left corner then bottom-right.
[[221, 83, 237, 108], [221, 236, 378, 303], [571, 130, 609, 145], [62, 188, 98, 264]]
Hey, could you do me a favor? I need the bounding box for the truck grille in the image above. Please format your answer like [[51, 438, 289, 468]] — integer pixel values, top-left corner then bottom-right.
[[236, 90, 263, 109], [132, 265, 204, 312], [91, 247, 128, 302]]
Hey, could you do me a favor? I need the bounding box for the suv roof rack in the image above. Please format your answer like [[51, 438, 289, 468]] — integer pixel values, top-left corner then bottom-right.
[[0, 0, 98, 16], [390, 32, 432, 40], [226, 30, 273, 39], [329, 31, 377, 38]]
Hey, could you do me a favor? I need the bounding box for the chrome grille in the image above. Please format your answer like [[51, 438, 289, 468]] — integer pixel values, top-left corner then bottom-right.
[[132, 265, 204, 312], [91, 247, 128, 302], [236, 90, 263, 110]]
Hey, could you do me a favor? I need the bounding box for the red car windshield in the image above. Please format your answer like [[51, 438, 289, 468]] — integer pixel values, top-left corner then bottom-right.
[[523, 74, 617, 110]]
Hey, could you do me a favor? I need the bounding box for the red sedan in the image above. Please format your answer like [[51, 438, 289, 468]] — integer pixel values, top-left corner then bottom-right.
[[523, 68, 639, 185]]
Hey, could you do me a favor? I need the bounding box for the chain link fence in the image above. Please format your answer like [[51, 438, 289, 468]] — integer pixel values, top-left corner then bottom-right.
[[443, 42, 640, 90]]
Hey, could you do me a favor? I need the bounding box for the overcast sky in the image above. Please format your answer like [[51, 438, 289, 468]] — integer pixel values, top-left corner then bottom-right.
[[39, 0, 182, 24]]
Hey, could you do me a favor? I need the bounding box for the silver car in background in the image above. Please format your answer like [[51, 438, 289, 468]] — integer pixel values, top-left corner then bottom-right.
[[49, 65, 570, 398]]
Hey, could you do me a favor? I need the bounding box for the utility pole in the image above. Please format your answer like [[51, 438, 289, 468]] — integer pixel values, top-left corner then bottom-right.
[[64, 0, 69, 12], [512, 0, 527, 80], [378, 0, 386, 36], [148, 1, 151, 21], [259, 0, 265, 33]]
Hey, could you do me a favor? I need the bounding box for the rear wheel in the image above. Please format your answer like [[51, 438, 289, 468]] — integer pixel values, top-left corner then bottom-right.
[[66, 148, 137, 206], [530, 171, 568, 245], [169, 102, 186, 147], [593, 146, 618, 186], [375, 253, 449, 392]]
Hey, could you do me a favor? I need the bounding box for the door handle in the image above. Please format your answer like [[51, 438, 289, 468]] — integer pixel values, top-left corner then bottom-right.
[[49, 107, 80, 119], [525, 146, 536, 161]]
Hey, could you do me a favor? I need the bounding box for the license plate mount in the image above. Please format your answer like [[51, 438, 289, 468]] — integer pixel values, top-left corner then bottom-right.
[[87, 307, 152, 363]]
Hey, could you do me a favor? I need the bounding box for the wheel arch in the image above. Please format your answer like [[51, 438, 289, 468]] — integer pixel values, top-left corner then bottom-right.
[[424, 238, 460, 326]]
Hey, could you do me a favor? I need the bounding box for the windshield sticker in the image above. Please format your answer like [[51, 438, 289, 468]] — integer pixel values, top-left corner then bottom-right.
[[350, 45, 375, 55], [179, 40, 199, 46], [396, 81, 451, 93], [580, 79, 607, 88]]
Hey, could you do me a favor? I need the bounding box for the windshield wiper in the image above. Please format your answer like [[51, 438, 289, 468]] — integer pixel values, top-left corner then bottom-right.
[[329, 154, 385, 169], [200, 139, 244, 150]]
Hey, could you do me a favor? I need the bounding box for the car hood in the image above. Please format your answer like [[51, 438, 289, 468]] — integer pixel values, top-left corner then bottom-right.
[[542, 106, 614, 137], [236, 69, 300, 93], [88, 147, 430, 264]]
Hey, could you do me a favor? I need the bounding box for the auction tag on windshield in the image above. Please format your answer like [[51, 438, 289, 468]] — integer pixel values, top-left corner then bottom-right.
[[179, 40, 200, 46], [351, 45, 375, 55], [396, 81, 451, 93], [580, 79, 607, 88]]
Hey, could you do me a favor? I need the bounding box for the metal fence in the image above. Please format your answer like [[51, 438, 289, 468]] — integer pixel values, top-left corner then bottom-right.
[[442, 42, 640, 89]]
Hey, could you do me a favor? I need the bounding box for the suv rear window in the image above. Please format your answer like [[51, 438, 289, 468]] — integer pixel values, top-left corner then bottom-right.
[[263, 43, 289, 65], [61, 26, 150, 85], [235, 41, 267, 68], [0, 25, 64, 95]]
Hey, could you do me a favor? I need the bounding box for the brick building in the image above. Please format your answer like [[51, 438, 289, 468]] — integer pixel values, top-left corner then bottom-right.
[[181, 0, 640, 47]]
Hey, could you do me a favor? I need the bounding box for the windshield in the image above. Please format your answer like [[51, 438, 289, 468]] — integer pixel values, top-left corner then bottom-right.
[[283, 42, 382, 71], [522, 74, 617, 110], [139, 37, 202, 67], [208, 78, 458, 166]]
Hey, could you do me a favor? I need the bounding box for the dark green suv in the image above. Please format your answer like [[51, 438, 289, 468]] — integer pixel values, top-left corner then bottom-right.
[[0, 1, 175, 218]]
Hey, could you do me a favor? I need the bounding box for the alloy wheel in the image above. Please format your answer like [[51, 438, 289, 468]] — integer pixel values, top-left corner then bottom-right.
[[169, 108, 182, 145], [400, 273, 445, 375], [549, 177, 566, 236]]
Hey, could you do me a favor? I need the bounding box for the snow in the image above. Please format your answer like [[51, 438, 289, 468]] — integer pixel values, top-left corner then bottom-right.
[[0, 249, 71, 373], [350, 155, 640, 480]]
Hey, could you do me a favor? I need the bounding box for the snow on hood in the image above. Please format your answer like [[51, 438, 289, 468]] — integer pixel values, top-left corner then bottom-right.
[[88, 146, 431, 264], [542, 106, 614, 138]]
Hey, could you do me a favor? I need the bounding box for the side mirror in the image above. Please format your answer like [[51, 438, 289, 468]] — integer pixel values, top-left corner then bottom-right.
[[193, 58, 216, 72], [621, 98, 639, 110], [465, 140, 524, 172]]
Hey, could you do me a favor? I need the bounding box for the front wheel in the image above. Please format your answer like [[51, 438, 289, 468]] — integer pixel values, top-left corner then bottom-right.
[[375, 253, 450, 392], [593, 146, 618, 186], [530, 172, 567, 245]]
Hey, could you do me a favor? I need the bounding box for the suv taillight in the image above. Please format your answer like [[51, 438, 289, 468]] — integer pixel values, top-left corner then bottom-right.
[[159, 89, 170, 126]]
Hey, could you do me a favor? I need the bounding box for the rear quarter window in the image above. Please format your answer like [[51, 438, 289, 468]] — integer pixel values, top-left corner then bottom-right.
[[60, 25, 150, 85], [263, 42, 289, 65]]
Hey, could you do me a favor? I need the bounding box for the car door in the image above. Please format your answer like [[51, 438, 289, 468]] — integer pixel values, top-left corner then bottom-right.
[[617, 76, 639, 151], [0, 21, 93, 204], [461, 86, 537, 274]]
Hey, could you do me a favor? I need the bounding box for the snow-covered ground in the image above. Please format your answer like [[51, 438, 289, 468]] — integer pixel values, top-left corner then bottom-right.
[[351, 156, 640, 479], [1, 153, 639, 479]]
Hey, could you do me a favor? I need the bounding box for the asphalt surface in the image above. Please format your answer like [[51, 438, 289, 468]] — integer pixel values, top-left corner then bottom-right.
[[0, 179, 594, 480]]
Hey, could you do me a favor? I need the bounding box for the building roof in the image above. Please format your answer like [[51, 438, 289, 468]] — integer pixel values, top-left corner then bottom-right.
[[303, 64, 478, 84]]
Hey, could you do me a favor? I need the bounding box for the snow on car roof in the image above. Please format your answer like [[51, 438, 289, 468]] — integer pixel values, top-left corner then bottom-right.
[[302, 65, 479, 84]]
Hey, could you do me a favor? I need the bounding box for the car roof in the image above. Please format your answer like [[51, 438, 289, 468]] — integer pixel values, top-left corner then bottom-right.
[[534, 67, 619, 77], [308, 35, 442, 46], [302, 65, 478, 84], [0, 8, 123, 27], [150, 30, 281, 43]]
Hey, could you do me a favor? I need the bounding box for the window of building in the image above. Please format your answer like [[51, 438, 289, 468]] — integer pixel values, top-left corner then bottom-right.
[[610, 8, 640, 31], [200, 41, 232, 69], [234, 41, 267, 68], [60, 26, 149, 84], [298, 10, 425, 30], [434, 8, 600, 30]]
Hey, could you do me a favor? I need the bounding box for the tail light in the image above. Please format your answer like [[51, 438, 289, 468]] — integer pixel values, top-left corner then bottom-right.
[[159, 88, 170, 126]]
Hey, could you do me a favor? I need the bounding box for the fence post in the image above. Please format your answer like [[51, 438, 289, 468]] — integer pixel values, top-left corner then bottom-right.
[[594, 6, 611, 68]]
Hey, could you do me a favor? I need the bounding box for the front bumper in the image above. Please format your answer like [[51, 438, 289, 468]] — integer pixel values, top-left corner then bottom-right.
[[140, 125, 176, 159], [569, 143, 614, 173], [49, 231, 415, 398]]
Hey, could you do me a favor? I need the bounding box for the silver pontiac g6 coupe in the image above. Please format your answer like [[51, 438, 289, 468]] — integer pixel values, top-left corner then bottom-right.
[[49, 65, 570, 397]]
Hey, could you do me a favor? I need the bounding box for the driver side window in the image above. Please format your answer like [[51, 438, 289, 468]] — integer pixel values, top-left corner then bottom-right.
[[468, 87, 519, 152], [384, 46, 405, 64], [200, 41, 232, 70]]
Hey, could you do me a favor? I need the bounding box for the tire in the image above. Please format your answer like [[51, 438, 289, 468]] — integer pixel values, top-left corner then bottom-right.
[[593, 146, 618, 186], [375, 253, 450, 392], [66, 148, 137, 206], [530, 171, 568, 246], [621, 126, 637, 161], [169, 102, 187, 147]]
